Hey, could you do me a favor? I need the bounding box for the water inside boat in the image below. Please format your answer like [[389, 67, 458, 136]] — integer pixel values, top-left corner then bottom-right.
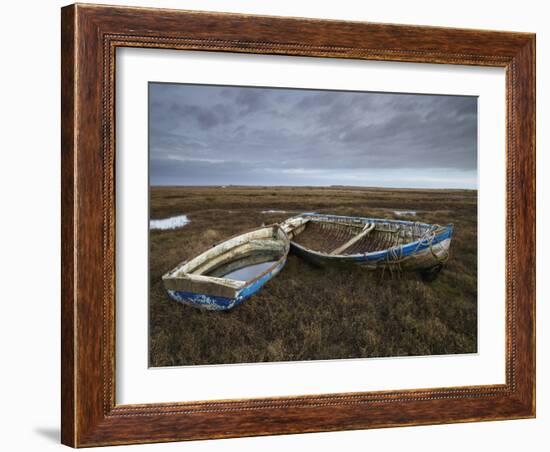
[[203, 247, 281, 280], [217, 260, 278, 281]]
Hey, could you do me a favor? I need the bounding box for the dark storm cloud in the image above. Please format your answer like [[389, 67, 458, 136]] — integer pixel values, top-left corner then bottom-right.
[[232, 88, 268, 114], [149, 83, 477, 188]]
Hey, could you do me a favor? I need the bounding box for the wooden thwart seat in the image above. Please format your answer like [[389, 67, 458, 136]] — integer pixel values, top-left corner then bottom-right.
[[329, 223, 375, 255]]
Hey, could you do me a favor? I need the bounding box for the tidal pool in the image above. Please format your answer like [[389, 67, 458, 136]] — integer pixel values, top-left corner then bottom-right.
[[150, 214, 190, 230]]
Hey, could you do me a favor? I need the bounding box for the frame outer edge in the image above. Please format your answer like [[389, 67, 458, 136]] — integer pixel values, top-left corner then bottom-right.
[[60, 3, 536, 447], [61, 3, 77, 448], [531, 35, 536, 417], [514, 35, 536, 416]]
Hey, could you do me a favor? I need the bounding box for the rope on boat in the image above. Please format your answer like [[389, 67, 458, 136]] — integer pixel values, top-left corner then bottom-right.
[[416, 225, 450, 265], [381, 224, 449, 279], [382, 243, 405, 279]]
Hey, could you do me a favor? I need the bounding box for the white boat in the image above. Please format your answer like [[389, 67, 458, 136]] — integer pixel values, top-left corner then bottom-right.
[[163, 225, 289, 310]]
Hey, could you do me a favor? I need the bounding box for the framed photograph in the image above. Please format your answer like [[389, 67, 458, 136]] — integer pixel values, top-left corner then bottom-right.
[[61, 3, 535, 447]]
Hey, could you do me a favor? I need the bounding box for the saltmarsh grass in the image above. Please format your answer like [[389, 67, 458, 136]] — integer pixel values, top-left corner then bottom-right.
[[149, 186, 477, 366]]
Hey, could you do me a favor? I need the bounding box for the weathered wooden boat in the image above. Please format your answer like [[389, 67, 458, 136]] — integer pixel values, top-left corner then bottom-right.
[[281, 213, 453, 280], [162, 225, 290, 310]]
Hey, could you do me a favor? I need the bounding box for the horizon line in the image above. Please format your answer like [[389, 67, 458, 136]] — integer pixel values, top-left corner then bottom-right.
[[149, 184, 478, 191]]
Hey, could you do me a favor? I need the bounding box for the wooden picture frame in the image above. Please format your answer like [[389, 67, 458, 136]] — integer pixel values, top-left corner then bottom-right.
[[61, 3, 535, 447]]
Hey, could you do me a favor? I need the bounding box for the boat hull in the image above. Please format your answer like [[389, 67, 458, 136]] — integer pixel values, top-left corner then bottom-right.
[[283, 214, 453, 272], [290, 237, 451, 270], [163, 225, 290, 311]]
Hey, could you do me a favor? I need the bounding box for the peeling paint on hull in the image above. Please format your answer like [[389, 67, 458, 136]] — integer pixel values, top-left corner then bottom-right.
[[167, 257, 287, 310]]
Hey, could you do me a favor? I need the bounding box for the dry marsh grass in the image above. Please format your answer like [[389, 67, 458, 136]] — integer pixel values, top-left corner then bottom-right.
[[149, 186, 477, 366]]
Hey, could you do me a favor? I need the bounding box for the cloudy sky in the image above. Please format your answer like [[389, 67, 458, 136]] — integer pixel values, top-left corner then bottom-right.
[[149, 83, 477, 189]]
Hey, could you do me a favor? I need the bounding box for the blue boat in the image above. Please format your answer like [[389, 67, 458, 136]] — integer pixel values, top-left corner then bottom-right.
[[162, 225, 290, 310], [281, 213, 453, 280]]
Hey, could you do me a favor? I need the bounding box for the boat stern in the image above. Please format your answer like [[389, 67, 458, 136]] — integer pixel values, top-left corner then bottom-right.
[[165, 289, 242, 311]]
